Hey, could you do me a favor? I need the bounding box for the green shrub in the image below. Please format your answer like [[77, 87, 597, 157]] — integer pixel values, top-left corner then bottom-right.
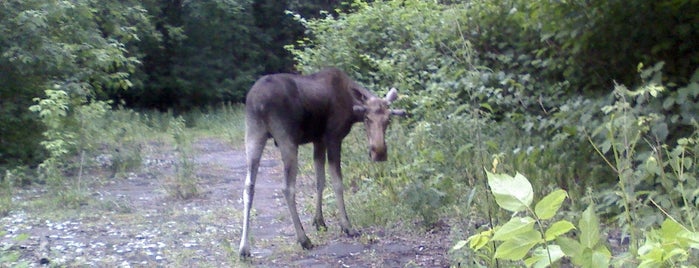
[[454, 170, 611, 267], [29, 89, 75, 183]]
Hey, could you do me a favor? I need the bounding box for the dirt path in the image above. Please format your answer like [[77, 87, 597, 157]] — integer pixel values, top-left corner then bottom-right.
[[1, 138, 449, 267]]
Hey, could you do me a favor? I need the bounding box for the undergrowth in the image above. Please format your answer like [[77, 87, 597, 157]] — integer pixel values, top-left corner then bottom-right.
[[4, 101, 247, 214], [336, 72, 699, 267]]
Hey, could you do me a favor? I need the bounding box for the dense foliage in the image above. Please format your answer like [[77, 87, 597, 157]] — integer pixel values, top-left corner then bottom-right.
[[1, 0, 148, 167], [0, 0, 341, 168], [288, 0, 699, 266], [109, 0, 347, 108]]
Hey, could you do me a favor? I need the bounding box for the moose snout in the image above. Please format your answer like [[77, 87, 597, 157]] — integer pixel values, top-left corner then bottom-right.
[[369, 145, 388, 162]]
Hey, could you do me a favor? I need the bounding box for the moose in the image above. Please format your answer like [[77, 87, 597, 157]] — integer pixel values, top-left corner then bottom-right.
[[238, 68, 406, 257]]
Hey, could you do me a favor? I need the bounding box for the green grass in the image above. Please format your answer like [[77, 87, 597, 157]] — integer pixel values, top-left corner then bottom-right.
[[185, 103, 247, 147], [0, 182, 12, 217]]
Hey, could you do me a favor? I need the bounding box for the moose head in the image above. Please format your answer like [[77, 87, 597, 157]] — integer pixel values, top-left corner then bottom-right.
[[353, 88, 407, 161]]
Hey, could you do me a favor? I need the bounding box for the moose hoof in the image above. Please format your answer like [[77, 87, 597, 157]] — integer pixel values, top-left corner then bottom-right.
[[343, 228, 360, 237], [299, 236, 314, 250], [313, 218, 327, 231], [239, 247, 251, 259]]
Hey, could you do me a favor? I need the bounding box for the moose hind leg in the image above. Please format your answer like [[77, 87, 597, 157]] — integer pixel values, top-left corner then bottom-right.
[[239, 131, 266, 258], [312, 142, 327, 230], [279, 143, 313, 249]]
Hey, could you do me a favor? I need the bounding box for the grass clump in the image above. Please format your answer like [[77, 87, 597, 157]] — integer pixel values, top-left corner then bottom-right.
[[163, 116, 200, 200]]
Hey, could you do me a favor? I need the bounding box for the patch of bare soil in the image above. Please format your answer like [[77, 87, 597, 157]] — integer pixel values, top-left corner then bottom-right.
[[1, 138, 449, 267]]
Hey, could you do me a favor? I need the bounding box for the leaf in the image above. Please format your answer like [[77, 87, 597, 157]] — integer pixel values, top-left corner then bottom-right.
[[659, 218, 685, 240], [466, 229, 493, 251], [579, 248, 597, 268], [651, 122, 669, 141], [452, 240, 468, 251], [480, 102, 494, 113], [638, 259, 663, 268], [492, 216, 535, 241], [556, 236, 582, 259], [591, 248, 611, 268], [494, 229, 541, 260], [535, 189, 568, 220], [679, 230, 699, 249], [486, 170, 534, 212], [526, 245, 565, 268], [544, 220, 576, 241], [644, 156, 662, 175], [579, 204, 600, 248], [663, 247, 688, 262], [524, 255, 544, 268], [662, 96, 675, 109]]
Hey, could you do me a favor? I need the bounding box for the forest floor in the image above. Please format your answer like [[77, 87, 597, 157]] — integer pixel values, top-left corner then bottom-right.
[[1, 137, 450, 267]]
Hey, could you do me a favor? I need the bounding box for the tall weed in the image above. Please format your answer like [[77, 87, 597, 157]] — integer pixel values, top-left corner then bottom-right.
[[583, 79, 699, 265], [649, 133, 699, 228], [163, 116, 199, 199], [103, 108, 150, 177], [0, 174, 13, 216], [589, 82, 669, 252]]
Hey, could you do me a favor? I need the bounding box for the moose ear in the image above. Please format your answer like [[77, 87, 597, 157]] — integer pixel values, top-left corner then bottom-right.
[[390, 109, 407, 117], [353, 105, 367, 117], [384, 88, 399, 103], [351, 86, 369, 102]]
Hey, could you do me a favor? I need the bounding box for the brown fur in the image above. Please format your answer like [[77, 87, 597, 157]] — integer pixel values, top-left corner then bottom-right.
[[238, 68, 405, 257]]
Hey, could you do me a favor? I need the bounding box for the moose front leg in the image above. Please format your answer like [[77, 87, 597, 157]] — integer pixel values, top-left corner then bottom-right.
[[312, 142, 327, 231], [327, 141, 359, 237]]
